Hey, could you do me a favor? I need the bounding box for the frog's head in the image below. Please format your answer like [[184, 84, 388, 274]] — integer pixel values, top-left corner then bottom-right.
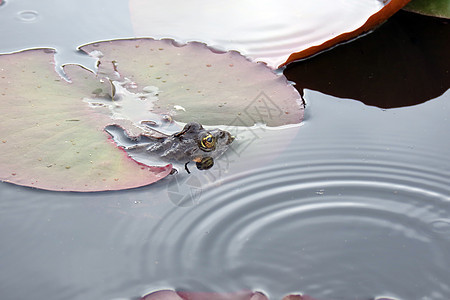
[[197, 128, 234, 154], [175, 122, 234, 170], [194, 128, 234, 171], [195, 127, 234, 171]]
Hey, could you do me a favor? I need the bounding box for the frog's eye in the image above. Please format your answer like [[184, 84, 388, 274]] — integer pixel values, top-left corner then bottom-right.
[[199, 133, 215, 151], [196, 157, 214, 170]]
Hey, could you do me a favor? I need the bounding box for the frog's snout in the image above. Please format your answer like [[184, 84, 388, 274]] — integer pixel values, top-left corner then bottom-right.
[[226, 133, 235, 145], [217, 129, 234, 145]]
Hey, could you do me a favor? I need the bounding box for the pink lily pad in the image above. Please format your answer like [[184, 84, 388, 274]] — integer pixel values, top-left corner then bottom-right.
[[129, 0, 411, 68], [140, 290, 321, 300], [141, 290, 269, 300], [1, 38, 302, 192], [80, 39, 303, 127], [0, 49, 172, 192], [282, 295, 317, 300]]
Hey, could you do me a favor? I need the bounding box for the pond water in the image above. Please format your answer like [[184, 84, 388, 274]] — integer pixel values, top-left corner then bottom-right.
[[1, 1, 449, 300]]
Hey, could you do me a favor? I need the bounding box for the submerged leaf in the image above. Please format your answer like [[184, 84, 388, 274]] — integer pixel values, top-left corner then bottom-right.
[[129, 0, 411, 68], [81, 39, 303, 127], [140, 290, 321, 300], [404, 0, 450, 18], [0, 49, 172, 192], [141, 290, 269, 300], [282, 295, 318, 300]]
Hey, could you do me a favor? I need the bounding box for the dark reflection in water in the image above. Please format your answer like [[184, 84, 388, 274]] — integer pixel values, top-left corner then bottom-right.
[[284, 11, 450, 108]]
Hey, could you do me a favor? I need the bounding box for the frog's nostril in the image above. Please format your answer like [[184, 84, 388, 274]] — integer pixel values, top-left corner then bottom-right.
[[227, 134, 235, 145]]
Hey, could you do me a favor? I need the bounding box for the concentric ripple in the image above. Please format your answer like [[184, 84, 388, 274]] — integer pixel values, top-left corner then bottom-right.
[[16, 10, 39, 22], [139, 125, 450, 300]]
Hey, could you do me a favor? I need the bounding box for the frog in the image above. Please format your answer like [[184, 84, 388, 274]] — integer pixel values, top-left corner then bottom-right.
[[124, 122, 234, 173]]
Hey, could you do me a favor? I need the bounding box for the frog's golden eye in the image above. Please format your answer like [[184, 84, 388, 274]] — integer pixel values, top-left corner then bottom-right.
[[196, 156, 214, 170], [199, 134, 215, 151]]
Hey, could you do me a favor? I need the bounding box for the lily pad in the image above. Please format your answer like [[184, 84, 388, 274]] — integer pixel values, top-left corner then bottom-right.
[[129, 0, 411, 68], [282, 295, 317, 300], [81, 39, 303, 127], [1, 39, 302, 192], [141, 290, 269, 300], [404, 0, 450, 18], [140, 290, 321, 300], [0, 49, 172, 192]]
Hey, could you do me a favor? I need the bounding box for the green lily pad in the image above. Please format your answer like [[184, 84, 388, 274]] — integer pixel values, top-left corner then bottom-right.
[[0, 49, 172, 192], [80, 39, 304, 127], [404, 0, 450, 18]]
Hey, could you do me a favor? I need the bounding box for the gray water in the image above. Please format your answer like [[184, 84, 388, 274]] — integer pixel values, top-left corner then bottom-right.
[[1, 1, 450, 300]]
